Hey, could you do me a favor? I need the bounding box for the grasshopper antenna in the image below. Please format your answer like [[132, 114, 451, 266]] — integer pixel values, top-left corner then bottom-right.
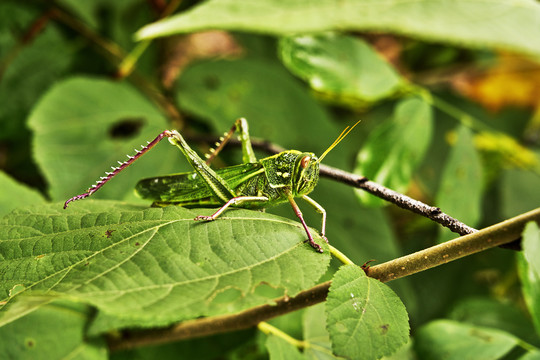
[[318, 120, 361, 162], [63, 130, 175, 209]]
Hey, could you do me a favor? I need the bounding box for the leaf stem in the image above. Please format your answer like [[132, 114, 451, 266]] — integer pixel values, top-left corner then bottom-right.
[[257, 322, 306, 348], [329, 244, 355, 265]]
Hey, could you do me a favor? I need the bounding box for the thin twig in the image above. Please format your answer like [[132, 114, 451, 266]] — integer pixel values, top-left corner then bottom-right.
[[319, 164, 478, 236], [189, 135, 478, 237], [107, 207, 540, 351]]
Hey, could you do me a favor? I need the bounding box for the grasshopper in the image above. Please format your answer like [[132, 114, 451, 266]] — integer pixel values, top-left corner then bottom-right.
[[64, 118, 359, 253]]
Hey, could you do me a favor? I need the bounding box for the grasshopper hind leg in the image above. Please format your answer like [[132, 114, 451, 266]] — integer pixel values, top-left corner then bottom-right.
[[194, 196, 269, 221]]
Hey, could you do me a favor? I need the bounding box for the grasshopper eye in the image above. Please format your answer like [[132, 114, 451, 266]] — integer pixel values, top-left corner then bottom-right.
[[300, 156, 311, 169]]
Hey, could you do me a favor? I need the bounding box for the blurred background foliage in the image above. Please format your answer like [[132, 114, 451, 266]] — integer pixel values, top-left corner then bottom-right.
[[1, 0, 540, 359]]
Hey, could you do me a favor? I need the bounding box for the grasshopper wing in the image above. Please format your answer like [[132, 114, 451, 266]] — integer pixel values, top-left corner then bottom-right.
[[135, 163, 263, 204]]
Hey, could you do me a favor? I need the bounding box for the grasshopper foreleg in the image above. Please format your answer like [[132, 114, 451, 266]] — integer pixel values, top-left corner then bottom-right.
[[194, 196, 269, 221], [301, 195, 328, 243], [287, 194, 324, 253]]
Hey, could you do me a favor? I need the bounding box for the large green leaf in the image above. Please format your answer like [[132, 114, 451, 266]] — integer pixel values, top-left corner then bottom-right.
[[0, 300, 106, 360], [0, 172, 46, 217], [325, 265, 409, 360], [0, 202, 330, 332], [517, 221, 540, 336], [136, 0, 540, 58], [176, 58, 335, 151], [414, 319, 519, 360], [279, 33, 404, 106], [436, 125, 483, 243], [355, 97, 433, 206], [27, 77, 187, 203]]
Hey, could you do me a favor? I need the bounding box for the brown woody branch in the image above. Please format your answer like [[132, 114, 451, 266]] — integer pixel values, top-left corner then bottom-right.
[[108, 207, 540, 351]]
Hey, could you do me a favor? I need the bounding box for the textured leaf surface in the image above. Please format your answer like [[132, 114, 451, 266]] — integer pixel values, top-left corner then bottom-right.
[[0, 172, 46, 217], [325, 265, 409, 360], [355, 97, 433, 206], [279, 33, 404, 105], [136, 0, 540, 58], [27, 77, 187, 203], [0, 300, 106, 360], [0, 202, 330, 331], [414, 319, 518, 360], [436, 125, 483, 242], [517, 221, 540, 336]]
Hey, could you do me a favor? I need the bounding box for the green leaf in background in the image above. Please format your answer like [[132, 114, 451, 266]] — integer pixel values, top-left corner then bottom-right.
[[0, 2, 72, 140], [521, 350, 540, 360], [449, 297, 540, 347], [279, 33, 404, 107], [27, 77, 187, 203], [517, 221, 540, 336], [325, 264, 409, 360], [303, 304, 340, 359], [0, 202, 330, 332], [502, 151, 540, 218], [355, 97, 433, 206], [414, 319, 519, 360], [0, 172, 46, 217], [0, 300, 106, 360], [436, 125, 483, 243], [113, 330, 257, 360], [265, 335, 304, 360], [176, 58, 336, 151], [136, 0, 540, 58]]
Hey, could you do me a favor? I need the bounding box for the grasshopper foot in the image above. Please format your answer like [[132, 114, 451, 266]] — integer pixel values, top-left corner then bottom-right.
[[194, 215, 215, 221], [304, 239, 324, 253]]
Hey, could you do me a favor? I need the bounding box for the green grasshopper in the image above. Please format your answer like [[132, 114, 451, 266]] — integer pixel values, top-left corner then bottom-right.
[[64, 118, 359, 252]]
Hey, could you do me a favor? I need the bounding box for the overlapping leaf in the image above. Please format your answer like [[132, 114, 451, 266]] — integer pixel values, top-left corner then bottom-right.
[[517, 222, 540, 336], [325, 265, 409, 360], [436, 125, 483, 242], [0, 172, 46, 217], [0, 202, 330, 332], [136, 0, 540, 58], [176, 58, 335, 151], [279, 33, 404, 106], [28, 77, 188, 203], [355, 97, 433, 206], [414, 320, 519, 360], [0, 300, 106, 360]]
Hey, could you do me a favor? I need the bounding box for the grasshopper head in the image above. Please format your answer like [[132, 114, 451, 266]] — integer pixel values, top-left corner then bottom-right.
[[293, 152, 320, 196], [293, 119, 361, 196]]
